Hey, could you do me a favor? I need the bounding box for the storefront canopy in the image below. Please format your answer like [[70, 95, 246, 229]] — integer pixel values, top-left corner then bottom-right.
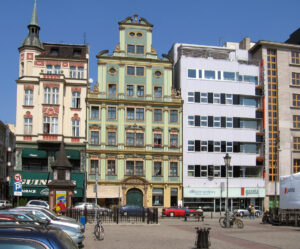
[[22, 149, 47, 159], [55, 150, 80, 160]]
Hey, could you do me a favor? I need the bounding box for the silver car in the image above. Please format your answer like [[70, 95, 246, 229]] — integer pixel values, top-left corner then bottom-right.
[[74, 202, 112, 214], [26, 200, 49, 209]]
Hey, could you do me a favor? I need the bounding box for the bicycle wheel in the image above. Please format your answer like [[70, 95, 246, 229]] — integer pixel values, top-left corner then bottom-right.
[[235, 219, 244, 229], [94, 223, 105, 240], [219, 217, 226, 228]]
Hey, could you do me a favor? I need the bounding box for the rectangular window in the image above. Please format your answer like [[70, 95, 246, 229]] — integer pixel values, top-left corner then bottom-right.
[[24, 118, 32, 135], [108, 84, 116, 96], [170, 110, 178, 122], [136, 161, 143, 175], [52, 88, 59, 105], [293, 137, 300, 150], [294, 159, 300, 173], [152, 188, 163, 206], [226, 117, 233, 127], [201, 141, 208, 151], [200, 93, 208, 103], [54, 65, 61, 74], [44, 87, 51, 104], [136, 45, 144, 54], [126, 161, 134, 175], [154, 162, 162, 176], [91, 131, 99, 145], [214, 117, 221, 127], [108, 131, 116, 145], [188, 92, 195, 102], [200, 116, 208, 127], [72, 120, 80, 137], [127, 66, 135, 75], [188, 116, 195, 126], [292, 51, 300, 64], [154, 109, 162, 121], [127, 108, 135, 120], [226, 141, 233, 152], [108, 107, 116, 120], [91, 106, 99, 120], [293, 94, 300, 107], [127, 45, 135, 53], [188, 69, 196, 78], [46, 65, 52, 74], [293, 115, 300, 128], [24, 89, 33, 106], [214, 166, 221, 177], [136, 133, 144, 146], [70, 66, 76, 78], [136, 108, 144, 121], [170, 162, 178, 176], [188, 165, 195, 176], [78, 67, 84, 79], [72, 91, 80, 108], [214, 141, 221, 152], [201, 165, 207, 177], [292, 72, 300, 86], [127, 85, 134, 96], [126, 133, 134, 146], [198, 70, 202, 78], [154, 87, 162, 97], [107, 160, 116, 175], [204, 70, 215, 79], [43, 117, 58, 134], [90, 160, 98, 174], [154, 133, 162, 147], [137, 86, 144, 97], [223, 72, 235, 81], [136, 67, 144, 76], [170, 134, 178, 147], [244, 75, 258, 84], [188, 140, 194, 151], [213, 93, 220, 103], [225, 94, 233, 104]]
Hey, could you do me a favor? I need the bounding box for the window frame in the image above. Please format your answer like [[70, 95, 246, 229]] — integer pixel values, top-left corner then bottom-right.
[[170, 110, 178, 122], [24, 117, 32, 135], [72, 119, 80, 137], [154, 132, 163, 147], [154, 161, 162, 176], [154, 86, 162, 98], [24, 89, 33, 106], [169, 161, 178, 177], [72, 91, 81, 108], [107, 159, 116, 175], [90, 130, 99, 145], [154, 109, 162, 122], [108, 106, 117, 120], [107, 131, 116, 146]]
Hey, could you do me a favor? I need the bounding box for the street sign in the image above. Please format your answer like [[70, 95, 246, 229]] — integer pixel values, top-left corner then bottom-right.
[[14, 181, 22, 196], [14, 173, 22, 182]]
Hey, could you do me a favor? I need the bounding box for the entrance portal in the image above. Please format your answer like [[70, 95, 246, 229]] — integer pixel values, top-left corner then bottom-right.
[[126, 188, 143, 207]]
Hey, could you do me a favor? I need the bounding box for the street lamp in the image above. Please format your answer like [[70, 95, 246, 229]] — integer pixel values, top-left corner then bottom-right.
[[224, 153, 231, 228]]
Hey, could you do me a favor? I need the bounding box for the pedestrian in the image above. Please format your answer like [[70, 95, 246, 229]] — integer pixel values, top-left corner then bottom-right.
[[250, 205, 255, 219], [248, 204, 252, 219]]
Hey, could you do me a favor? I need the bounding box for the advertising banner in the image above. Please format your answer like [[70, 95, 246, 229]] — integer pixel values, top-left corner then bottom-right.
[[56, 190, 67, 208], [280, 173, 300, 209]]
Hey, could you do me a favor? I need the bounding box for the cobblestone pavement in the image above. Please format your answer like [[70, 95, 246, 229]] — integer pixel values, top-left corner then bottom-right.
[[83, 216, 300, 249]]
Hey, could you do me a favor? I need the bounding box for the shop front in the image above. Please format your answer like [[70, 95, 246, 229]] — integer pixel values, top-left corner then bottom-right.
[[183, 187, 265, 212], [9, 171, 84, 205]]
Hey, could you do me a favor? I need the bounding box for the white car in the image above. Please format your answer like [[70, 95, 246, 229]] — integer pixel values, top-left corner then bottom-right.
[[0, 200, 12, 209], [234, 208, 262, 217], [26, 200, 49, 209]]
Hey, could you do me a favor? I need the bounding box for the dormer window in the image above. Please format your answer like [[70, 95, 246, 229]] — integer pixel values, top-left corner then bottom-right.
[[50, 48, 58, 56], [127, 44, 144, 54], [73, 49, 81, 57]]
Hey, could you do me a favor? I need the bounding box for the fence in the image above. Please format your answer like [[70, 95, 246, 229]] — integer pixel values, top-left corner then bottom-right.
[[66, 207, 159, 224]]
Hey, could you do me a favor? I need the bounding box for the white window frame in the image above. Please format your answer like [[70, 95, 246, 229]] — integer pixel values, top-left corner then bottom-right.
[[201, 141, 208, 151], [72, 120, 80, 137], [201, 116, 208, 127], [44, 87, 51, 104], [214, 117, 221, 128], [226, 141, 233, 152], [24, 117, 32, 134], [188, 92, 195, 102], [213, 93, 220, 104], [214, 166, 221, 177], [226, 117, 233, 127], [188, 116, 195, 126], [54, 65, 61, 75], [214, 141, 221, 152], [201, 165, 208, 177], [72, 91, 81, 108], [188, 140, 195, 151], [188, 165, 195, 176], [200, 93, 208, 103], [225, 94, 233, 104], [24, 89, 33, 106], [70, 66, 76, 78], [46, 65, 52, 74], [52, 88, 59, 105], [78, 67, 84, 79]]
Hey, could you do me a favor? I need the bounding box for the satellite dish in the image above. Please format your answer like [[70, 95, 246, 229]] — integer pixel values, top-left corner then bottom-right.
[[88, 78, 93, 84]]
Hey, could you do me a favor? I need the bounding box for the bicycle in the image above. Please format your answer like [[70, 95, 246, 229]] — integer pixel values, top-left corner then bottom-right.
[[94, 218, 104, 240], [219, 214, 244, 229]]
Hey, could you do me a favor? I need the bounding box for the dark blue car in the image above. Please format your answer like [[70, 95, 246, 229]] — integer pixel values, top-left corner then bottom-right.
[[0, 224, 78, 249], [119, 205, 147, 216]]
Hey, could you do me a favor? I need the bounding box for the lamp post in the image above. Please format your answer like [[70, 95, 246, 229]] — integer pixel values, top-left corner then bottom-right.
[[224, 153, 231, 228]]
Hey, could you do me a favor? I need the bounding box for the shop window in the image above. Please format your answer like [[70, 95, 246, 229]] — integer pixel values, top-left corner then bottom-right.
[[152, 188, 163, 206]]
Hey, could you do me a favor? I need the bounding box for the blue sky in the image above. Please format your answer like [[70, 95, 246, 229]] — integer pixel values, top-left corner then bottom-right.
[[0, 0, 299, 125]]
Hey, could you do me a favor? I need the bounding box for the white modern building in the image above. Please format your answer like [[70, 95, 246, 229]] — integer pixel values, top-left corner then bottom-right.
[[169, 39, 265, 211]]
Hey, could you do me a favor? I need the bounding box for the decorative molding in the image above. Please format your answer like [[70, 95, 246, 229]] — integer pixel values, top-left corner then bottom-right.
[[62, 62, 69, 67], [24, 111, 32, 118], [24, 136, 32, 141], [71, 87, 81, 92], [70, 62, 84, 67], [43, 83, 60, 88], [24, 85, 34, 90], [27, 53, 34, 60], [46, 61, 61, 65], [43, 74, 61, 80], [34, 61, 44, 66], [71, 138, 80, 143], [43, 135, 58, 141], [72, 114, 80, 120], [43, 106, 59, 116]]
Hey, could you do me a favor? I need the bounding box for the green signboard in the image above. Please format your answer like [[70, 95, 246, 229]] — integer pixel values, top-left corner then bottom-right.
[[10, 171, 84, 198]]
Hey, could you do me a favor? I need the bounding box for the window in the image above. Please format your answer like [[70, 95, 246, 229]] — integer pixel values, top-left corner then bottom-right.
[[223, 72, 235, 81], [70, 66, 76, 78], [201, 165, 207, 177], [154, 71, 162, 77], [200, 93, 208, 103], [136, 108, 144, 121], [226, 117, 233, 127], [108, 84, 116, 96], [107, 160, 116, 175], [201, 141, 207, 151], [154, 162, 162, 176], [201, 116, 208, 127], [91, 106, 99, 120], [126, 132, 134, 146], [152, 188, 163, 206], [154, 109, 162, 121], [136, 133, 144, 146], [108, 67, 116, 74], [72, 120, 80, 137], [188, 69, 196, 78], [154, 87, 162, 97], [52, 88, 59, 104], [108, 107, 116, 120], [126, 108, 135, 120], [188, 92, 195, 102], [50, 48, 58, 55], [170, 110, 178, 122], [204, 70, 215, 79], [170, 162, 178, 176], [244, 75, 258, 84], [78, 67, 84, 79], [21, 62, 24, 76], [214, 117, 221, 127], [127, 45, 135, 53], [127, 44, 144, 54], [214, 166, 221, 177], [198, 70, 202, 78], [292, 51, 300, 64], [293, 115, 300, 128], [154, 133, 162, 147], [127, 66, 135, 75], [227, 166, 233, 177], [214, 141, 221, 152], [136, 67, 144, 76], [188, 140, 194, 151], [126, 161, 134, 175], [127, 85, 134, 96], [226, 141, 233, 152], [91, 131, 99, 145], [213, 93, 220, 103], [24, 118, 32, 134], [225, 94, 233, 104], [136, 161, 143, 175], [90, 160, 98, 174], [292, 72, 300, 85], [72, 91, 80, 108], [293, 94, 300, 107], [24, 89, 33, 106], [188, 165, 195, 176], [294, 159, 300, 173], [126, 161, 143, 175], [46, 65, 52, 74], [136, 45, 144, 54], [44, 87, 51, 104], [188, 116, 195, 126], [137, 86, 144, 97], [108, 131, 116, 145], [43, 116, 58, 134], [293, 137, 300, 150], [54, 65, 60, 74], [126, 132, 144, 146], [170, 134, 178, 147]]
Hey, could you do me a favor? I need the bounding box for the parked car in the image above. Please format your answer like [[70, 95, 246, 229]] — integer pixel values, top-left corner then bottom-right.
[[26, 199, 49, 209], [233, 208, 262, 217], [162, 206, 197, 217], [73, 202, 112, 214], [0, 224, 78, 249], [0, 200, 12, 209], [119, 205, 147, 216], [0, 214, 24, 224]]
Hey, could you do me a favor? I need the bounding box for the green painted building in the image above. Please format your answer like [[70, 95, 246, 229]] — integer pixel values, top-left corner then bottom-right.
[[86, 15, 182, 208]]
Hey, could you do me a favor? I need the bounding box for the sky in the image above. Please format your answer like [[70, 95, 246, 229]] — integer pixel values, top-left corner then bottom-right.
[[0, 0, 299, 125]]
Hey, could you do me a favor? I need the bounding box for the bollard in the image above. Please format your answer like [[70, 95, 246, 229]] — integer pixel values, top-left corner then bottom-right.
[[195, 227, 211, 249]]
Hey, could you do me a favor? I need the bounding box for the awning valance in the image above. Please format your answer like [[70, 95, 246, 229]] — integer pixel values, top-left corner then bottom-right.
[[87, 185, 123, 199], [22, 149, 47, 159], [55, 150, 80, 160]]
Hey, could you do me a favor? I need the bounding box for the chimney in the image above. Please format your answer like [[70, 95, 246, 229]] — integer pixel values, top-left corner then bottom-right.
[[239, 37, 251, 50]]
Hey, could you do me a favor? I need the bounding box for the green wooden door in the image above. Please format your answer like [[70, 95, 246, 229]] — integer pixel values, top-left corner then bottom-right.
[[126, 188, 143, 207]]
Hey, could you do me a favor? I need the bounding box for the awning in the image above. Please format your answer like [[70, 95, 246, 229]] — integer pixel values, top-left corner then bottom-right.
[[55, 150, 80, 160], [87, 185, 123, 199], [22, 149, 47, 159]]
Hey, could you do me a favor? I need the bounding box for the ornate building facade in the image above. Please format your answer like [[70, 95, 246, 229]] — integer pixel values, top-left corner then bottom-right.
[[86, 15, 182, 208]]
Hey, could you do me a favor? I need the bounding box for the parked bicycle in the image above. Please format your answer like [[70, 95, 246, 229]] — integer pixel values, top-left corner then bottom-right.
[[219, 214, 244, 228], [94, 218, 104, 240]]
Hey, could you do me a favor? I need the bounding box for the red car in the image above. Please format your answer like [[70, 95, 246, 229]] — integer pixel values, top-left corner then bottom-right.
[[162, 207, 196, 217]]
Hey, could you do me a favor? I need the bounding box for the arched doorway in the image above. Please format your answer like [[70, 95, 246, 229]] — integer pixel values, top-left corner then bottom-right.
[[126, 188, 143, 207]]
